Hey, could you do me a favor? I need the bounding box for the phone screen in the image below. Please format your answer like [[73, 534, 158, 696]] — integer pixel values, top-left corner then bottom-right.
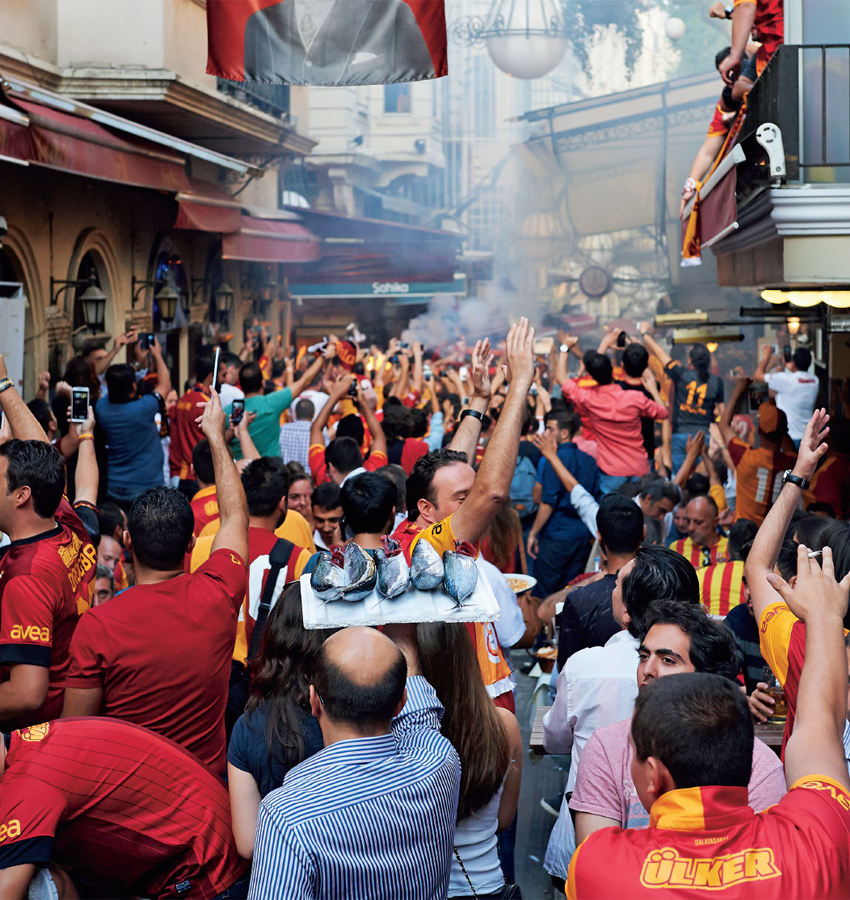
[[230, 399, 245, 426], [140, 333, 154, 350], [71, 387, 90, 422]]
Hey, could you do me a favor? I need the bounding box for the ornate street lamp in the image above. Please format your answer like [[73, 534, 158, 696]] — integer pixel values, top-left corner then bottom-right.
[[78, 273, 107, 333], [451, 0, 568, 79], [155, 283, 181, 324]]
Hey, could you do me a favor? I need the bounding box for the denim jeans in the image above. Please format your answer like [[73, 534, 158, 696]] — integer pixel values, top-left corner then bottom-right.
[[597, 472, 639, 495]]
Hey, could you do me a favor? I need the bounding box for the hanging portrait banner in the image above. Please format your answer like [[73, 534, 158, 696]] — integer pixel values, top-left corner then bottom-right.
[[207, 0, 448, 86]]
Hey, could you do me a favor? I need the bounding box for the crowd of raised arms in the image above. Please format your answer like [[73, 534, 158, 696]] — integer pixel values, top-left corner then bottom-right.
[[0, 310, 848, 900]]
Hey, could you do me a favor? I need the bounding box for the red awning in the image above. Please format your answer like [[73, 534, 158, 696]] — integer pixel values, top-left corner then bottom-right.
[[222, 216, 320, 264], [175, 178, 243, 234], [1, 97, 190, 192]]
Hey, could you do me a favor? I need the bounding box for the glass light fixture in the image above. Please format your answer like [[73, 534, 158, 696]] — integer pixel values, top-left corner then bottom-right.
[[214, 282, 235, 313], [820, 291, 850, 308], [155, 283, 180, 323], [787, 317, 801, 335], [760, 289, 787, 304], [786, 291, 822, 308], [78, 273, 107, 333], [482, 0, 568, 79]]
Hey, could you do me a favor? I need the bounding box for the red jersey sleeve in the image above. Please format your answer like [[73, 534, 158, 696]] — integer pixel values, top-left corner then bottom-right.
[[0, 772, 66, 868], [195, 548, 248, 613], [728, 436, 749, 467], [309, 443, 328, 483], [0, 576, 57, 668], [707, 102, 731, 137], [364, 451, 388, 471], [65, 610, 108, 688]]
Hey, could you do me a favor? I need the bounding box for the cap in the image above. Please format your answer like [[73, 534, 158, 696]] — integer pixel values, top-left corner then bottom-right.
[[758, 402, 787, 435], [335, 340, 357, 371]]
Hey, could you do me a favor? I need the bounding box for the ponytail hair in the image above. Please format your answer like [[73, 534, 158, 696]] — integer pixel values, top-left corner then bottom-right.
[[689, 344, 711, 384]]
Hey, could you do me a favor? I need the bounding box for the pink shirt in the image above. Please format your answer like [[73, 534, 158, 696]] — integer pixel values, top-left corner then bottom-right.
[[561, 381, 668, 478], [569, 717, 786, 829]]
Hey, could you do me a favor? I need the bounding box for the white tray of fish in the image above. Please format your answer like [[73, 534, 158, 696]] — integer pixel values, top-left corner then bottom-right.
[[301, 539, 501, 629]]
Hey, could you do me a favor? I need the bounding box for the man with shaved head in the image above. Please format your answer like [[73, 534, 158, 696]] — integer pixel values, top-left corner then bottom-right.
[[249, 623, 461, 900], [670, 494, 730, 570]]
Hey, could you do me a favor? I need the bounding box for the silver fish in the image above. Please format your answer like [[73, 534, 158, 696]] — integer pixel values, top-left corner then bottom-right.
[[340, 542, 378, 601], [375, 536, 410, 599], [442, 541, 478, 606], [310, 548, 346, 601], [410, 539, 444, 590]]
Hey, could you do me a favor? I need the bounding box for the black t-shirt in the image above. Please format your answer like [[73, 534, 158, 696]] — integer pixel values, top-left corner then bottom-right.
[[616, 380, 655, 460], [723, 603, 765, 695], [665, 361, 724, 432], [227, 701, 323, 798], [556, 573, 620, 671]]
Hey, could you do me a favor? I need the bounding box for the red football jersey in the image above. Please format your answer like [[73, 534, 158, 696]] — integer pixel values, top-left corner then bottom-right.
[[0, 499, 96, 725], [65, 548, 246, 775], [0, 718, 248, 898], [733, 0, 783, 75], [190, 485, 220, 537], [568, 781, 850, 899], [169, 386, 209, 480]]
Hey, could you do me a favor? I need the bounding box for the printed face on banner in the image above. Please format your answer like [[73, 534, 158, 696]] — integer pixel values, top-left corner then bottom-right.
[[207, 0, 447, 86]]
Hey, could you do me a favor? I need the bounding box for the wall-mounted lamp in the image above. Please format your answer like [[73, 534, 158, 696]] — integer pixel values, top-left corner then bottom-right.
[[50, 271, 107, 332], [787, 317, 801, 336], [761, 289, 850, 308], [132, 276, 183, 323]]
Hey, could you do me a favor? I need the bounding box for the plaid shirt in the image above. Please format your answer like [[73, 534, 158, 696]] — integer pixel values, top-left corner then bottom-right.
[[279, 420, 313, 468]]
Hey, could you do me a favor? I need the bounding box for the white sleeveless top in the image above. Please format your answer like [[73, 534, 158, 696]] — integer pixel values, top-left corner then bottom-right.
[[448, 780, 506, 896]]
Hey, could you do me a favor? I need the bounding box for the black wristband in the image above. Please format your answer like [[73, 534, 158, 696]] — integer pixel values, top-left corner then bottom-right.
[[460, 408, 484, 423]]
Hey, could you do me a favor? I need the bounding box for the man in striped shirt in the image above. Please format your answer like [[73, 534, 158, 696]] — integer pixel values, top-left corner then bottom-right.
[[249, 625, 461, 900]]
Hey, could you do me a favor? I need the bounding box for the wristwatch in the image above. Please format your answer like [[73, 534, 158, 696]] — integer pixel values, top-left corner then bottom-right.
[[460, 408, 484, 423], [781, 469, 810, 491], [725, 6, 734, 19], [560, 344, 569, 353], [0, 377, 13, 394]]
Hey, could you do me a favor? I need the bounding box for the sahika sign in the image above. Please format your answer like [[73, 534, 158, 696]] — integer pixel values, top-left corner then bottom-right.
[[372, 282, 411, 294]]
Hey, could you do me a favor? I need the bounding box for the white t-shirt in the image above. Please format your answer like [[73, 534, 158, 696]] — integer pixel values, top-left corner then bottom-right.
[[298, 389, 329, 421], [219, 382, 245, 407], [764, 369, 819, 440]]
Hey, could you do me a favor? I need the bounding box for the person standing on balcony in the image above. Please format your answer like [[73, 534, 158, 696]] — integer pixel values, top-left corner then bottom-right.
[[718, 0, 783, 89], [754, 345, 819, 449]]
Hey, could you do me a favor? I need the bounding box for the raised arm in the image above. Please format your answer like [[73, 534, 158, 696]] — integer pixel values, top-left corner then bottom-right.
[[355, 382, 387, 460], [148, 335, 172, 398], [311, 375, 351, 449], [638, 323, 672, 369], [0, 354, 49, 443], [533, 431, 599, 536], [770, 545, 850, 791], [235, 411, 260, 468], [450, 321, 535, 545], [202, 388, 249, 562], [93, 330, 137, 376], [410, 342, 424, 397], [74, 407, 99, 506], [673, 431, 705, 489], [719, 376, 750, 445], [745, 409, 830, 625], [449, 338, 493, 459], [289, 353, 325, 400], [753, 344, 773, 382]]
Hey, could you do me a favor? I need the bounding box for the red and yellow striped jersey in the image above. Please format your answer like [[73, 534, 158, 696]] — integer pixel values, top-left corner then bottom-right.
[[671, 535, 730, 570], [698, 559, 746, 616]]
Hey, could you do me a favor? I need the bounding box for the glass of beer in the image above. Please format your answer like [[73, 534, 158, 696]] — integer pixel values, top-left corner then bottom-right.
[[762, 667, 787, 722]]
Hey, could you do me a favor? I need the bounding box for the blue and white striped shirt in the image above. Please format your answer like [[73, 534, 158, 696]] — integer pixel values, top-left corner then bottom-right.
[[248, 676, 461, 900]]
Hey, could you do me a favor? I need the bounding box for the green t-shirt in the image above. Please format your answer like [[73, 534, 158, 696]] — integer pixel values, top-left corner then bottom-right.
[[225, 387, 293, 459]]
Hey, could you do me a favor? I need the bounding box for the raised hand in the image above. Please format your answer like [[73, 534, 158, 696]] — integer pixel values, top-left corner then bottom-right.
[[767, 545, 850, 625], [794, 408, 830, 481], [198, 387, 226, 442], [470, 338, 494, 401], [503, 318, 535, 391], [533, 430, 558, 460]]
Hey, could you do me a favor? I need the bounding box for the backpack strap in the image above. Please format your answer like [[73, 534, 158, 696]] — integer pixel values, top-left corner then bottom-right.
[[247, 538, 295, 662]]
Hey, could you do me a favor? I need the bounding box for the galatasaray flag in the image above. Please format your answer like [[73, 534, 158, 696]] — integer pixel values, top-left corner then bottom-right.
[[207, 0, 448, 86]]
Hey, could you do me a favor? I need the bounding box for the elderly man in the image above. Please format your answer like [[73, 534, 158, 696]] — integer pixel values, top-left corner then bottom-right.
[[670, 495, 729, 569]]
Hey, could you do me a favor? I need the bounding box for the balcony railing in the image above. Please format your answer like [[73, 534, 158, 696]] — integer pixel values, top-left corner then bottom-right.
[[216, 78, 291, 122], [739, 43, 850, 186]]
